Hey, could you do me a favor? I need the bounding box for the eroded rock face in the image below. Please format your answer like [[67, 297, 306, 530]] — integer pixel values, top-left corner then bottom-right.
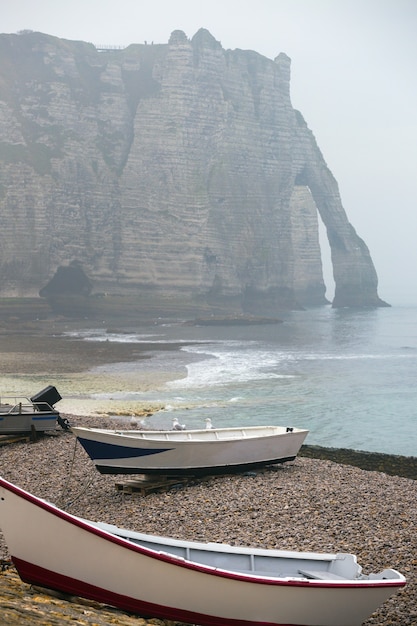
[[0, 29, 387, 310]]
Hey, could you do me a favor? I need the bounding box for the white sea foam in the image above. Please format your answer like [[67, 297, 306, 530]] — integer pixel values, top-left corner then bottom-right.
[[65, 306, 417, 456], [167, 344, 296, 389], [63, 329, 189, 344]]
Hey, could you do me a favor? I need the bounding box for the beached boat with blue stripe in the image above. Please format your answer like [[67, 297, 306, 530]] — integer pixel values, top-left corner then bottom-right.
[[71, 424, 309, 476]]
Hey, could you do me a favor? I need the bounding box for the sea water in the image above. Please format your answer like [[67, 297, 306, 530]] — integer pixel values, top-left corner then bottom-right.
[[68, 305, 417, 457]]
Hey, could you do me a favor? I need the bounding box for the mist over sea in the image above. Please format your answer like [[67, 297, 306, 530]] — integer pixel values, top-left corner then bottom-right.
[[68, 306, 417, 457]]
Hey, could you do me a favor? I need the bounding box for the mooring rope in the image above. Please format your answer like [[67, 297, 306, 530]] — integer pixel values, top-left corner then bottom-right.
[[57, 435, 98, 509]]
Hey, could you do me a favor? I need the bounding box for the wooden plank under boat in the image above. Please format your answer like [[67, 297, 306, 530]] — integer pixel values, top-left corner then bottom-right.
[[0, 476, 406, 626], [71, 424, 309, 476]]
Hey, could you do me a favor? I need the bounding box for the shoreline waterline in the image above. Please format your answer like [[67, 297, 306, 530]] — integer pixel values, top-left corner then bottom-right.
[[0, 324, 194, 416], [299, 444, 416, 480], [1, 308, 416, 457]]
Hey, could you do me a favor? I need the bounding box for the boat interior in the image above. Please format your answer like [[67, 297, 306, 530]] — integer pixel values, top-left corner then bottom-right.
[[85, 425, 306, 441], [92, 521, 392, 581], [0, 398, 53, 414]]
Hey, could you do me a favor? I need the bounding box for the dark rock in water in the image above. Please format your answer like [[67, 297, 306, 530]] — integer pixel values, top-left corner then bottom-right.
[[186, 315, 283, 326]]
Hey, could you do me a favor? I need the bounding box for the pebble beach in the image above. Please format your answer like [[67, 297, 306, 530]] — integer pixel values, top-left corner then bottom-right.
[[0, 413, 416, 625], [0, 322, 416, 625]]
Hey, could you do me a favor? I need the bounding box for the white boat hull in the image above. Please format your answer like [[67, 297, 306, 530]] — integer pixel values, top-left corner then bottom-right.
[[71, 425, 309, 475], [0, 477, 405, 626]]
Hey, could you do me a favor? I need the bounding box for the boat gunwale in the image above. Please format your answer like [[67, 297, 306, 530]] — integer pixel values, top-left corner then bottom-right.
[[0, 477, 406, 590], [71, 425, 309, 444]]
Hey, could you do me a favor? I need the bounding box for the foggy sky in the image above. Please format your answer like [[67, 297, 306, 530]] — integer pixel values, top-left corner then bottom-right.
[[3, 0, 417, 304]]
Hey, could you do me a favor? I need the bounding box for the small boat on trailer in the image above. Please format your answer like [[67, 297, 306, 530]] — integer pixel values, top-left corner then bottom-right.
[[0, 476, 405, 626], [71, 424, 309, 476], [0, 386, 63, 435]]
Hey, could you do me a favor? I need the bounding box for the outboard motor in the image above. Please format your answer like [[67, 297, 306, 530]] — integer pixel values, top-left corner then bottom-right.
[[57, 415, 71, 431], [30, 385, 70, 431], [30, 386, 62, 411]]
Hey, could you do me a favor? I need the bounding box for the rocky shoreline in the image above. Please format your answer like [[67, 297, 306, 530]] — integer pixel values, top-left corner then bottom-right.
[[0, 415, 416, 625], [300, 444, 417, 480]]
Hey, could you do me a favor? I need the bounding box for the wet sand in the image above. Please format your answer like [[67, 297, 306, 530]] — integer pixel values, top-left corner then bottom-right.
[[0, 322, 189, 416]]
